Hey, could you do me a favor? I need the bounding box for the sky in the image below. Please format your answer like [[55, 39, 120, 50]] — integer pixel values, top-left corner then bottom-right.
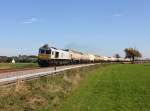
[[0, 0, 150, 58]]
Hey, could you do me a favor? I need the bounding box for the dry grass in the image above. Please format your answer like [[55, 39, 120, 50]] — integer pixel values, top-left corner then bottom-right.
[[0, 65, 100, 111]]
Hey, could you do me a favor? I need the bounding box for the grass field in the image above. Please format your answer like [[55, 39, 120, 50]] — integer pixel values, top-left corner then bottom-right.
[[0, 64, 150, 111], [0, 63, 38, 70], [60, 64, 150, 111]]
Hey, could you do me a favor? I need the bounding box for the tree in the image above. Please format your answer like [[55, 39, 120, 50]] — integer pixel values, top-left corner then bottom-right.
[[124, 48, 142, 63], [113, 54, 121, 62], [114, 54, 121, 58]]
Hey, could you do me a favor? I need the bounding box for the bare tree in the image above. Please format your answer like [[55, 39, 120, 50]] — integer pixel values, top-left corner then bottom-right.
[[124, 48, 142, 63]]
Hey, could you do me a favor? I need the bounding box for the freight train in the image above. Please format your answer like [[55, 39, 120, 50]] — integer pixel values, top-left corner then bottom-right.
[[38, 44, 129, 67]]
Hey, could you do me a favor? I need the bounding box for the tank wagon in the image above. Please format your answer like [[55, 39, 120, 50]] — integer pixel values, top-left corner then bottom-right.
[[38, 44, 129, 67], [81, 53, 88, 63], [66, 49, 82, 64]]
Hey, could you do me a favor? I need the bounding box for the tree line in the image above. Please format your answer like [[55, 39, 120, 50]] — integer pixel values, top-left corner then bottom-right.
[[0, 55, 38, 63]]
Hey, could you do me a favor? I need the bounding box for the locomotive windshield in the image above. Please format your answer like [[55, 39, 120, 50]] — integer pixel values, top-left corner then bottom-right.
[[39, 49, 45, 54], [39, 49, 51, 54], [46, 50, 51, 54]]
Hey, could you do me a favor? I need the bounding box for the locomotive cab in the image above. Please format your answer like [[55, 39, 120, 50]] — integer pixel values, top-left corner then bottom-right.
[[38, 48, 51, 59], [38, 45, 52, 66], [38, 44, 71, 67]]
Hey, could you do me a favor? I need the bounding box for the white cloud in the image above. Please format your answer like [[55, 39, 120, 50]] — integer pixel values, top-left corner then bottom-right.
[[112, 14, 122, 17], [21, 17, 42, 24]]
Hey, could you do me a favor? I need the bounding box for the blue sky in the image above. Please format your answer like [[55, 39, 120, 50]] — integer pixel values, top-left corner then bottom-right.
[[0, 0, 150, 58]]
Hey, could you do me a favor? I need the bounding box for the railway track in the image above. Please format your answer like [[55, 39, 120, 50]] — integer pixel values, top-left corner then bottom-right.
[[0, 64, 95, 85]]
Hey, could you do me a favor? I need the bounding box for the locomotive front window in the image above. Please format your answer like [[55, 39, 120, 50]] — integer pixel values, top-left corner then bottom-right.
[[46, 50, 51, 54], [39, 49, 45, 54]]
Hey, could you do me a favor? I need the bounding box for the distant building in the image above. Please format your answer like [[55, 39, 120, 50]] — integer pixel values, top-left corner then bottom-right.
[[12, 59, 15, 64]]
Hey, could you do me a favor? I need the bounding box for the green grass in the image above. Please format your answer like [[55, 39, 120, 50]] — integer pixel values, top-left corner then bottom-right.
[[0, 64, 150, 111], [60, 64, 150, 111], [0, 63, 38, 70]]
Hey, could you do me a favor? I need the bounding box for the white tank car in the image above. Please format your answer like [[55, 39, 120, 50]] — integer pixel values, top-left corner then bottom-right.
[[118, 58, 126, 62], [81, 53, 89, 62], [109, 57, 117, 61], [88, 54, 95, 62], [100, 56, 109, 61], [67, 49, 82, 63], [94, 55, 100, 62], [125, 58, 130, 61]]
